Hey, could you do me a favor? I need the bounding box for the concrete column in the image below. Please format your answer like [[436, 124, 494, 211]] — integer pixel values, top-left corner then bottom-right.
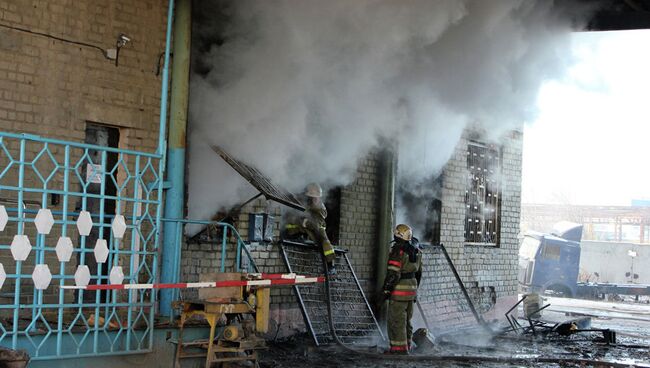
[[375, 147, 395, 320]]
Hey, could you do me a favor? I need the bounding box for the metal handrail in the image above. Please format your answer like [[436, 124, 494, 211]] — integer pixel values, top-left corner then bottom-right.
[[161, 218, 258, 272], [160, 218, 260, 321]]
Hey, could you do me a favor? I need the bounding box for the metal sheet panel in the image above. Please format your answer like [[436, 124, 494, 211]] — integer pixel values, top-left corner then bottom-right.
[[211, 146, 305, 212]]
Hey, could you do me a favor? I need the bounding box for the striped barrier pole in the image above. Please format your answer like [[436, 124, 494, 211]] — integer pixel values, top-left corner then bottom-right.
[[62, 273, 325, 291]]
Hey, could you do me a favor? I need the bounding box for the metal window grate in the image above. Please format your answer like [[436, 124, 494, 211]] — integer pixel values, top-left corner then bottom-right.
[[211, 146, 305, 211], [279, 241, 383, 347], [0, 132, 163, 359], [464, 142, 501, 246]]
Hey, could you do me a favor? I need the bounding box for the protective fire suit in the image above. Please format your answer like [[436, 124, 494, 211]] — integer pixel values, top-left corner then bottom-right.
[[382, 238, 422, 353], [285, 201, 336, 263]]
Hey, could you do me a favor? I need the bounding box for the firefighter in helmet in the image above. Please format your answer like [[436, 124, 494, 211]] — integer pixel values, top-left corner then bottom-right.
[[284, 183, 337, 274], [381, 223, 423, 354]]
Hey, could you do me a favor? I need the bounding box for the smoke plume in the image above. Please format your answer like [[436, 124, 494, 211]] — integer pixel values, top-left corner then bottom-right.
[[188, 0, 581, 223]]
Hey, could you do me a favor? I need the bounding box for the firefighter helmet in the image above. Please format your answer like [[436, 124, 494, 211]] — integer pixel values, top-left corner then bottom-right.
[[394, 224, 412, 241], [305, 183, 322, 198]]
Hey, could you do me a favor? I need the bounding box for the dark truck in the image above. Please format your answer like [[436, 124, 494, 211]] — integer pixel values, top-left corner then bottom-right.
[[518, 222, 650, 299]]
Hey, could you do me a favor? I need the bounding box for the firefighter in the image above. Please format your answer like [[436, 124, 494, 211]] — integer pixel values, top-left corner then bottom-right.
[[284, 183, 337, 274], [381, 223, 423, 354]]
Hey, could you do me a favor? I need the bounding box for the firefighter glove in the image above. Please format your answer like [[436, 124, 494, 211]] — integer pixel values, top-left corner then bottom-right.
[[375, 290, 390, 309]]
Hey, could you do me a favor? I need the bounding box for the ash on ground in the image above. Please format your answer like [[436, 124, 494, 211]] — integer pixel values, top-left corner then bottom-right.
[[260, 297, 650, 368]]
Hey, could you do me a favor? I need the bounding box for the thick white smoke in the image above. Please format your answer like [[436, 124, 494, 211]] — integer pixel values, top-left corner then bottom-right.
[[188, 0, 581, 223]]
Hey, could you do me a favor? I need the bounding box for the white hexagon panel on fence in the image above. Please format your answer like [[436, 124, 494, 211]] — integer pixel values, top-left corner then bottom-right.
[[94, 239, 109, 263], [111, 215, 127, 239], [34, 208, 55, 235], [74, 265, 91, 287], [32, 264, 52, 290], [0, 263, 5, 290], [0, 205, 8, 232], [109, 266, 124, 285], [76, 210, 93, 236], [55, 236, 74, 262], [10, 235, 32, 261]]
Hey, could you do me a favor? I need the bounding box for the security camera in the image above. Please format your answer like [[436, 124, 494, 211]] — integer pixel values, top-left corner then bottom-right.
[[117, 34, 131, 48], [118, 34, 131, 43], [109, 33, 132, 66]]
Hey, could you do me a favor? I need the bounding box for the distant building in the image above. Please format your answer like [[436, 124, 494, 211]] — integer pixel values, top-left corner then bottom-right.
[[521, 204, 650, 243]]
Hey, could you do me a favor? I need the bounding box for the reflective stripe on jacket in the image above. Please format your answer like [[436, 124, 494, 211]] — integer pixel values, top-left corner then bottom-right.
[[384, 242, 422, 302]]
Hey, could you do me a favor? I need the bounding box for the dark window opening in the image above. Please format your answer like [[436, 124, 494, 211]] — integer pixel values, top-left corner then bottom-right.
[[464, 141, 501, 246], [324, 187, 342, 245], [396, 175, 442, 244], [77, 122, 120, 303], [424, 177, 443, 244]]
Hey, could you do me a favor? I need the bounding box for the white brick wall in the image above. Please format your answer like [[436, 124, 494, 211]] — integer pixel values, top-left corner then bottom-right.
[[180, 131, 522, 332], [420, 130, 522, 328]]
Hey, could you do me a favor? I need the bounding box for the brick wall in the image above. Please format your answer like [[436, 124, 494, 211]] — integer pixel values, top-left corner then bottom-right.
[[0, 0, 167, 151], [419, 130, 522, 332], [0, 0, 167, 304], [179, 132, 523, 336], [338, 152, 381, 296], [179, 151, 383, 335]]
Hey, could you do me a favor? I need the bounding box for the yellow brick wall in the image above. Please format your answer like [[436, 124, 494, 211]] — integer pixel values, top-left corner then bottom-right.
[[0, 0, 168, 305], [0, 0, 167, 151]]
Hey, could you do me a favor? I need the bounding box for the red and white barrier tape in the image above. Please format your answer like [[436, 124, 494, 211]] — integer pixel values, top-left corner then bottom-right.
[[61, 273, 324, 291]]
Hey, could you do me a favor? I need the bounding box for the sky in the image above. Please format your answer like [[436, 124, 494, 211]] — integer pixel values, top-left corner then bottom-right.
[[522, 29, 650, 206]]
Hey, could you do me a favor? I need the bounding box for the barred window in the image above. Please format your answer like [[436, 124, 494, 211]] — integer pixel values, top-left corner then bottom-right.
[[464, 142, 501, 246]]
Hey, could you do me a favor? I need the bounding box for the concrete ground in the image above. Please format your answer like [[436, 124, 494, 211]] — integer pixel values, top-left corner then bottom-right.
[[260, 296, 650, 368]]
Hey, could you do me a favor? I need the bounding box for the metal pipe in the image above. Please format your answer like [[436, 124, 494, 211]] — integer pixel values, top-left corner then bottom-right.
[[504, 294, 527, 333], [153, 0, 175, 325], [235, 238, 242, 272], [505, 294, 527, 317], [93, 150, 108, 354], [160, 0, 191, 317], [437, 244, 487, 328], [220, 227, 227, 272], [125, 155, 140, 351], [56, 145, 70, 355], [416, 299, 432, 332], [12, 139, 26, 349], [375, 147, 395, 314]]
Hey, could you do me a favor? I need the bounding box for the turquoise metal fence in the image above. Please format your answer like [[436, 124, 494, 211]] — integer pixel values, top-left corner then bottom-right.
[[0, 132, 163, 359], [0, 132, 263, 361], [0, 0, 175, 360]]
